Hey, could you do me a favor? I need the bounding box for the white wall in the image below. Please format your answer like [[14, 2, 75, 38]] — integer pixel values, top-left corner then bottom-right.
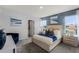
[[0, 7, 41, 40], [33, 17, 41, 34], [0, 8, 5, 28]]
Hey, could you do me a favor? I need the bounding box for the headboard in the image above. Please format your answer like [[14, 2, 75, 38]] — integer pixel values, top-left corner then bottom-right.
[[47, 24, 63, 39], [47, 24, 63, 30]]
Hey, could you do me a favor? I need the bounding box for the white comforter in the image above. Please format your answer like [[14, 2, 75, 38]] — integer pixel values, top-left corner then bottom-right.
[[33, 35, 53, 45], [32, 35, 61, 52]]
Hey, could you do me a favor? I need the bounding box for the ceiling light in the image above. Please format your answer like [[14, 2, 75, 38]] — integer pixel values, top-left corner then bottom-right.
[[40, 6, 43, 9]]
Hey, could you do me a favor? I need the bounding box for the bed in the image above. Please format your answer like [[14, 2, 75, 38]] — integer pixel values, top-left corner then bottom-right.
[[32, 24, 63, 52]]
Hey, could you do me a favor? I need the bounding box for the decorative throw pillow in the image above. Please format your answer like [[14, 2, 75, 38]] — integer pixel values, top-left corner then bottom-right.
[[49, 35, 57, 41]]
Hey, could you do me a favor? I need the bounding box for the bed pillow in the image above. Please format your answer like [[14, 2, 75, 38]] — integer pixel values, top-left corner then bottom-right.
[[49, 35, 57, 41], [38, 31, 46, 36], [53, 30, 61, 39]]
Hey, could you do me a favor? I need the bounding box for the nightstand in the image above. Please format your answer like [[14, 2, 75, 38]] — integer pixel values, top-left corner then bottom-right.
[[63, 35, 79, 47]]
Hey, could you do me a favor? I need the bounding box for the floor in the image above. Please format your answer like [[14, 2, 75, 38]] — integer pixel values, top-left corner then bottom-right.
[[16, 39, 79, 53]]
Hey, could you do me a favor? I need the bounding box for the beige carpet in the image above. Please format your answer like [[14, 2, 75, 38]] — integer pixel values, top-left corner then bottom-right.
[[17, 42, 47, 53], [51, 43, 79, 53], [16, 40, 79, 53]]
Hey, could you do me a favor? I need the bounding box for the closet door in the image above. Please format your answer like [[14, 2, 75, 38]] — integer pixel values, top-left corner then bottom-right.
[[28, 20, 34, 37]]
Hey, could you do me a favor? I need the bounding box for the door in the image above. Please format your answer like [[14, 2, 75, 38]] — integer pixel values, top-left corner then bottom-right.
[[28, 20, 34, 37]]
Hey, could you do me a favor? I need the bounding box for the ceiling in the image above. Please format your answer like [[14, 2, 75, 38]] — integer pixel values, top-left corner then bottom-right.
[[0, 5, 79, 17]]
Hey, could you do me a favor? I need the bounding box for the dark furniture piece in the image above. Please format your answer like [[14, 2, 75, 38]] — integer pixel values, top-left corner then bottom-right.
[[0, 30, 6, 49], [28, 20, 34, 37], [6, 33, 19, 44]]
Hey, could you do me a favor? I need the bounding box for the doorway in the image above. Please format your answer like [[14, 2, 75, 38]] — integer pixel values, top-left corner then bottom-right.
[[28, 20, 35, 37]]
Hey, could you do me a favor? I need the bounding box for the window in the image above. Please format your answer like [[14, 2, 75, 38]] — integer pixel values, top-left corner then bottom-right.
[[40, 20, 47, 27], [65, 15, 77, 25], [64, 15, 77, 35]]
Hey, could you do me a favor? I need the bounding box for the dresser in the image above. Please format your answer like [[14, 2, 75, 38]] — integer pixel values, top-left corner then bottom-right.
[[63, 35, 79, 47]]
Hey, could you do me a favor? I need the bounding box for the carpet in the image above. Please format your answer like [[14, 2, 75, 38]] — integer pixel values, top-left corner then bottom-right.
[[16, 41, 79, 53], [17, 42, 47, 53]]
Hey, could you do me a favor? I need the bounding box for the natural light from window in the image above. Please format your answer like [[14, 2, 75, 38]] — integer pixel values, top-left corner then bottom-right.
[[40, 20, 47, 27], [64, 15, 77, 35], [65, 15, 77, 25]]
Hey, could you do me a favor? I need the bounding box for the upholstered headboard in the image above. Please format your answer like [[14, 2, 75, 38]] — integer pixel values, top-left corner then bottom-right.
[[47, 24, 63, 39], [47, 24, 62, 30]]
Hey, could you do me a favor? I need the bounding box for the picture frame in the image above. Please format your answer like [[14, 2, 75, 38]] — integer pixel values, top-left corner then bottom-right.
[[10, 18, 22, 26]]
